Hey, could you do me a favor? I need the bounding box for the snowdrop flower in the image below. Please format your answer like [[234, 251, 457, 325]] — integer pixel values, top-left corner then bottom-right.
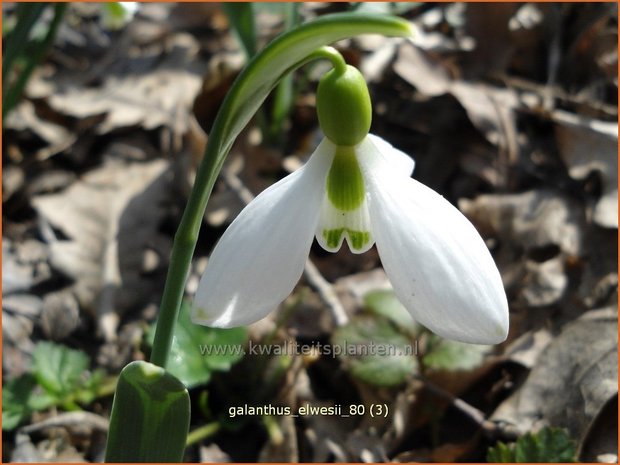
[[192, 63, 509, 344]]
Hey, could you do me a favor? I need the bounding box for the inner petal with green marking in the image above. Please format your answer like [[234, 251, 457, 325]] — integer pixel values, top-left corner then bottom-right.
[[326, 146, 366, 211], [316, 146, 373, 254]]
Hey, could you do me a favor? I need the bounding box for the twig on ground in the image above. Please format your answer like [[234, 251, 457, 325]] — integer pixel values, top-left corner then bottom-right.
[[20, 411, 110, 434], [414, 374, 520, 441]]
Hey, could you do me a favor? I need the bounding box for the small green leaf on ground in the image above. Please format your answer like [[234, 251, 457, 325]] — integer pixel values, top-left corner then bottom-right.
[[2, 374, 55, 430], [487, 427, 578, 463], [73, 368, 107, 404], [147, 302, 248, 388], [3, 343, 106, 430], [363, 289, 418, 333], [423, 334, 490, 371], [32, 341, 89, 398], [332, 314, 417, 387]]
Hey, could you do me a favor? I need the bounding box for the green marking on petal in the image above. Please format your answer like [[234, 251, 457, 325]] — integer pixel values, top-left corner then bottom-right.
[[326, 146, 365, 211], [323, 228, 345, 249], [348, 230, 370, 250], [322, 228, 370, 251]]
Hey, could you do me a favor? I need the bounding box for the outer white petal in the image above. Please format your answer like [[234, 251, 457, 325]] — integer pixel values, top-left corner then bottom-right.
[[367, 134, 415, 176], [358, 148, 508, 344], [192, 139, 335, 327]]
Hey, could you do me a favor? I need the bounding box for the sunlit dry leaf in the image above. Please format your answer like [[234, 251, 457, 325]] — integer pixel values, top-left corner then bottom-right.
[[491, 307, 618, 441], [578, 394, 618, 463], [520, 256, 567, 307], [32, 159, 169, 341], [460, 190, 584, 305], [555, 117, 618, 228], [393, 40, 452, 96], [503, 327, 553, 369], [44, 34, 209, 135], [4, 101, 76, 158], [394, 40, 520, 154]]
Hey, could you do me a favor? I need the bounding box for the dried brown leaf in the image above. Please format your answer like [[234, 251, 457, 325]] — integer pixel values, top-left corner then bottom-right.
[[32, 158, 169, 341], [491, 307, 618, 441], [460, 189, 584, 306], [578, 393, 618, 463], [555, 117, 618, 228], [45, 34, 209, 135]]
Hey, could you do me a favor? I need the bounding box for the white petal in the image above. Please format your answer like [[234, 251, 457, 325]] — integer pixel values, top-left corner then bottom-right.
[[192, 139, 335, 327], [358, 151, 508, 344], [368, 134, 415, 176]]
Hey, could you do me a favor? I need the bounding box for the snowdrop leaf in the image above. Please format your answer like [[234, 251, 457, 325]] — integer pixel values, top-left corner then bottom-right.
[[221, 2, 256, 58], [105, 361, 189, 462]]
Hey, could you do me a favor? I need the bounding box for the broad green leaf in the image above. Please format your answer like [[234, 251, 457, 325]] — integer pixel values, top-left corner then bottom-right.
[[105, 361, 190, 462], [2, 3, 47, 82], [332, 315, 417, 386], [263, 2, 299, 144], [423, 334, 491, 371], [32, 341, 89, 398], [2, 374, 55, 430], [487, 427, 578, 463], [147, 302, 247, 388], [363, 289, 418, 333]]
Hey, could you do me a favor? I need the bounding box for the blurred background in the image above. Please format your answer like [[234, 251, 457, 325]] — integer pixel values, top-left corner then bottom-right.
[[2, 2, 617, 462]]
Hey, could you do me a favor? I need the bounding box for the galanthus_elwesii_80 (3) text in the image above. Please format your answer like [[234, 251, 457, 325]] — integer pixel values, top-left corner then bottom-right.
[[192, 62, 509, 345]]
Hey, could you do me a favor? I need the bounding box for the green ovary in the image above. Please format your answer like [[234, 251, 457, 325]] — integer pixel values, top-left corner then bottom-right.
[[326, 146, 365, 211], [323, 228, 370, 250]]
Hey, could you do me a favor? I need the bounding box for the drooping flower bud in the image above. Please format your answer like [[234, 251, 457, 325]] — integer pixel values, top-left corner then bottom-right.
[[316, 64, 372, 146]]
